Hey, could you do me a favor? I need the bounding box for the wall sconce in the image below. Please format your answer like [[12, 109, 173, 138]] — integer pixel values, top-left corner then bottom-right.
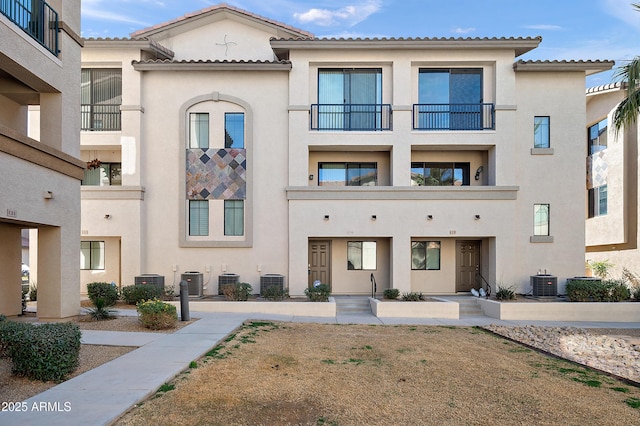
[[427, 215, 433, 220], [475, 214, 481, 220], [324, 215, 330, 220], [371, 215, 377, 221], [309, 174, 314, 181], [104, 214, 111, 219], [475, 166, 484, 181], [43, 191, 53, 199]]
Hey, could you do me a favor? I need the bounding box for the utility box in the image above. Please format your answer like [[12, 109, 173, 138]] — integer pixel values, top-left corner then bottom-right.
[[134, 274, 165, 291], [218, 273, 239, 295], [260, 274, 285, 295], [181, 272, 203, 298], [530, 275, 557, 297]]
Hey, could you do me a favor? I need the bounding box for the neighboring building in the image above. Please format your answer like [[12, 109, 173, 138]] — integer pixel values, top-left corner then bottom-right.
[[80, 4, 612, 297], [585, 82, 640, 277], [0, 1, 84, 319]]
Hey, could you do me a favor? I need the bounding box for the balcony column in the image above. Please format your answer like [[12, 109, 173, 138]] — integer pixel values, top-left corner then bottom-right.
[[391, 138, 411, 186], [0, 224, 22, 316], [391, 235, 411, 293]]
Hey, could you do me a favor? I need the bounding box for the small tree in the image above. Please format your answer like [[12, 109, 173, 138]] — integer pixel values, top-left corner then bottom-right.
[[588, 259, 614, 279]]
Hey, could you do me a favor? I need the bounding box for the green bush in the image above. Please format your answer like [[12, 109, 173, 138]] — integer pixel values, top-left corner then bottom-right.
[[261, 285, 289, 301], [29, 282, 37, 302], [0, 321, 80, 382], [495, 285, 516, 301], [305, 284, 330, 302], [401, 292, 425, 301], [87, 298, 117, 321], [633, 287, 640, 301], [222, 282, 253, 301], [383, 289, 400, 300], [137, 299, 177, 330], [87, 282, 119, 306], [566, 279, 631, 302], [122, 284, 162, 305]]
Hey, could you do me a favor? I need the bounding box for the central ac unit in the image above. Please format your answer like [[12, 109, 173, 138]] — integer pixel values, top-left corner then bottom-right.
[[260, 274, 285, 295], [530, 275, 557, 297], [218, 273, 239, 295], [134, 274, 165, 291], [181, 272, 203, 298]]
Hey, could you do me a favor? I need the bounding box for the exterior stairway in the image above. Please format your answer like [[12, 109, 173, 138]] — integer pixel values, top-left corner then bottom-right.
[[457, 297, 484, 317], [334, 296, 372, 315]]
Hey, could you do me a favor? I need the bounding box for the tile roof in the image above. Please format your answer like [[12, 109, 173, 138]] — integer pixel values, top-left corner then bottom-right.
[[129, 3, 313, 39], [586, 81, 626, 94]]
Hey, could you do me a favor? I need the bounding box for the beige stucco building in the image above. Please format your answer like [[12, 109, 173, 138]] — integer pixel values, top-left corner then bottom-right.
[[585, 82, 640, 277], [79, 4, 612, 298], [0, 1, 84, 319]]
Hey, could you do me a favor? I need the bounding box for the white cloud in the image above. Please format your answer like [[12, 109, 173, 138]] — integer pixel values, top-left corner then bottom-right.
[[451, 27, 475, 34], [523, 24, 563, 31], [293, 0, 382, 27], [601, 0, 640, 31]]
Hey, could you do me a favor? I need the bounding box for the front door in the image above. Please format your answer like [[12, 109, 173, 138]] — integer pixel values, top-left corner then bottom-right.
[[308, 240, 331, 289], [456, 240, 481, 292]]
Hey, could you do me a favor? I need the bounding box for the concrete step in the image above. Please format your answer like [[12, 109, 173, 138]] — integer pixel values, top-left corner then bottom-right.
[[334, 296, 372, 315], [457, 298, 484, 317]]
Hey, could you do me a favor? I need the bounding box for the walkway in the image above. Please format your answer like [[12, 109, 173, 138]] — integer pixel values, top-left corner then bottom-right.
[[1, 302, 638, 425]]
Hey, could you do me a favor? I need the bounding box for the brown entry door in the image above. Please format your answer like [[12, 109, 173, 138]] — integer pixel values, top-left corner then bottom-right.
[[308, 240, 331, 289], [456, 240, 481, 292]]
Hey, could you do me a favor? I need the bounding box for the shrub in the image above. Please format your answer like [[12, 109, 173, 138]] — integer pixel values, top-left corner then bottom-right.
[[262, 286, 289, 301], [222, 282, 253, 301], [633, 287, 640, 301], [495, 285, 516, 301], [87, 298, 117, 321], [383, 289, 400, 300], [137, 299, 177, 330], [162, 285, 176, 301], [401, 292, 425, 301], [0, 321, 81, 382], [87, 282, 119, 307], [588, 259, 614, 279], [566, 279, 631, 302], [305, 284, 330, 302], [29, 282, 37, 302], [122, 284, 162, 305]]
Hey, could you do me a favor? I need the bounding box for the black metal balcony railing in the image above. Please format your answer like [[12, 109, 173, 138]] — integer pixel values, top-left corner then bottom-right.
[[413, 103, 495, 130], [311, 104, 392, 131], [81, 104, 122, 131], [1, 0, 59, 56]]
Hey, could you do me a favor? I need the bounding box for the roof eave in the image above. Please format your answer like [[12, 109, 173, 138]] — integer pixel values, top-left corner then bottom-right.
[[270, 37, 542, 57], [513, 60, 615, 75], [131, 61, 292, 72], [83, 38, 174, 59]]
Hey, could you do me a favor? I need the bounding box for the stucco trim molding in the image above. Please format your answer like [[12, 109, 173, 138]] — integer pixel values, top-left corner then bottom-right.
[[59, 21, 84, 48], [530, 235, 554, 243], [530, 148, 554, 155], [286, 186, 519, 200], [81, 186, 145, 200], [120, 105, 145, 113], [0, 124, 85, 180]]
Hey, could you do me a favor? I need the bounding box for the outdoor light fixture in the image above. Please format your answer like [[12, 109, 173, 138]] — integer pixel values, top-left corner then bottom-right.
[[104, 214, 111, 219], [324, 215, 330, 220], [309, 174, 314, 180], [371, 215, 377, 220], [427, 215, 433, 220], [475, 214, 481, 220], [475, 166, 484, 181]]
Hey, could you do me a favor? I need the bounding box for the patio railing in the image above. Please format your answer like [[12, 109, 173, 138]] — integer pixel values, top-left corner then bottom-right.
[[413, 103, 495, 130], [0, 0, 59, 56]]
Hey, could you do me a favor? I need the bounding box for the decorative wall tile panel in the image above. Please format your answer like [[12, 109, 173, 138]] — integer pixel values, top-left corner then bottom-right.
[[186, 148, 246, 200]]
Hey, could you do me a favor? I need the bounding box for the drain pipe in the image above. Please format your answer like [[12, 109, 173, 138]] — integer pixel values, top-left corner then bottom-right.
[[179, 280, 190, 321]]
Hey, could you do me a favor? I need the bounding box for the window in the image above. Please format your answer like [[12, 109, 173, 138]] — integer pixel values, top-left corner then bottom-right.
[[189, 113, 209, 148], [533, 204, 550, 236], [588, 185, 607, 218], [347, 241, 376, 270], [224, 113, 244, 148], [189, 200, 209, 236], [224, 200, 244, 236], [411, 162, 470, 186], [317, 68, 383, 130], [81, 241, 105, 270], [534, 116, 550, 148], [81, 69, 122, 131], [411, 241, 441, 270], [318, 163, 377, 186], [417, 68, 483, 130], [588, 118, 608, 155], [82, 162, 121, 186]]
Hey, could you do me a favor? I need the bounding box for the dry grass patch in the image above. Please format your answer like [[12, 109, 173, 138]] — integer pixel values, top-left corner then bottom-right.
[[117, 322, 640, 426]]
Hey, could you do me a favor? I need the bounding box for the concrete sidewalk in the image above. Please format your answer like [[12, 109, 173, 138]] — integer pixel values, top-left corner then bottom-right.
[[1, 308, 638, 425]]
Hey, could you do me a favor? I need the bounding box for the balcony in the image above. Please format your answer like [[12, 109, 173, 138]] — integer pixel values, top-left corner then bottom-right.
[[81, 104, 122, 131], [1, 0, 58, 56], [413, 103, 495, 131], [310, 104, 392, 131]]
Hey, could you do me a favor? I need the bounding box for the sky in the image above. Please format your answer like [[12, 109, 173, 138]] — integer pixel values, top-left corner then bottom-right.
[[81, 0, 640, 86]]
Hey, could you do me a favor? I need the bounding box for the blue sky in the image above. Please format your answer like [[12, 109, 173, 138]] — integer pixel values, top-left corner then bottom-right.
[[81, 0, 640, 86]]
